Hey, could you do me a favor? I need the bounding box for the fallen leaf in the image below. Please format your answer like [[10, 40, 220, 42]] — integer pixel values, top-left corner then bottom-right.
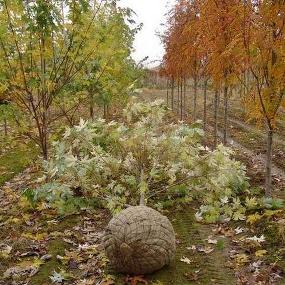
[[41, 254, 52, 261], [100, 279, 115, 285], [125, 275, 148, 285], [255, 250, 267, 257], [3, 258, 43, 279], [207, 237, 217, 244], [184, 271, 200, 281], [234, 227, 244, 235], [246, 213, 262, 225], [75, 278, 96, 285], [186, 245, 196, 251], [235, 253, 249, 265], [0, 244, 12, 258], [22, 232, 48, 241], [197, 246, 214, 254], [50, 271, 65, 283], [246, 235, 265, 243], [180, 256, 192, 264]]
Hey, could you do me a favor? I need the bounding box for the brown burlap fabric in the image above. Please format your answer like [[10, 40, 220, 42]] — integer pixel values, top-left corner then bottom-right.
[[103, 206, 176, 275]]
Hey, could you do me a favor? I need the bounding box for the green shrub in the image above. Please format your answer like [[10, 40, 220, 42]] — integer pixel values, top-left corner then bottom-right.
[[31, 100, 250, 218]]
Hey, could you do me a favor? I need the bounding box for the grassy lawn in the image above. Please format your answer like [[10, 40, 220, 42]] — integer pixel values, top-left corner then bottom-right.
[[0, 142, 38, 186]]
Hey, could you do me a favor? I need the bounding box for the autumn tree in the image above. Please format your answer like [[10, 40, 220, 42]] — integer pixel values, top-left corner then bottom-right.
[[82, 5, 140, 120], [198, 0, 242, 145], [162, 0, 202, 120], [162, 1, 187, 116], [241, 0, 285, 196], [0, 0, 138, 159], [0, 0, 101, 158]]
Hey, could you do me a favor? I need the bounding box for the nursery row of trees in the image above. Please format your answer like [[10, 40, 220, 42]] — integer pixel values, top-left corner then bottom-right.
[[0, 0, 141, 159], [161, 0, 285, 196]]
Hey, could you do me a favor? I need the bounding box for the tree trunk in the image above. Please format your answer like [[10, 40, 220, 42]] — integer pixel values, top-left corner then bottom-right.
[[243, 71, 246, 98], [166, 80, 169, 107], [90, 104, 94, 120], [203, 79, 208, 131], [43, 114, 49, 160], [177, 79, 180, 114], [183, 79, 186, 118], [223, 85, 229, 145], [41, 91, 49, 160], [107, 104, 110, 119], [265, 128, 273, 196], [217, 89, 220, 109], [214, 89, 218, 147], [42, 138, 48, 160], [4, 118, 7, 136], [180, 80, 183, 120], [103, 104, 107, 119], [40, 125, 48, 160], [193, 76, 197, 121], [89, 93, 94, 120], [171, 79, 174, 110]]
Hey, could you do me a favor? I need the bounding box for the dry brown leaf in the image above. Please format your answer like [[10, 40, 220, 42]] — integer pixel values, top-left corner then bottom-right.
[[125, 275, 148, 285]]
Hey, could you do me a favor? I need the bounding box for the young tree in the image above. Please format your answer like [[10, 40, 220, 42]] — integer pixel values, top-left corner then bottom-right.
[[241, 0, 285, 196], [0, 0, 138, 158], [198, 0, 241, 145], [162, 0, 202, 120], [0, 0, 99, 158], [68, 5, 140, 120]]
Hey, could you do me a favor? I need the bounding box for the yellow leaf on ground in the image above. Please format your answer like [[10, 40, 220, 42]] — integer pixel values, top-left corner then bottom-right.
[[22, 232, 48, 241], [246, 213, 262, 225], [235, 253, 249, 265], [255, 249, 267, 257]]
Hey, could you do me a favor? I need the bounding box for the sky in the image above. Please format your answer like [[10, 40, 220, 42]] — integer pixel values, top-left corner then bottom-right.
[[118, 0, 176, 67]]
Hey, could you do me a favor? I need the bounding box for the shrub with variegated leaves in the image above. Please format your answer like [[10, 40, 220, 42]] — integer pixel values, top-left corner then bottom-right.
[[31, 99, 251, 219]]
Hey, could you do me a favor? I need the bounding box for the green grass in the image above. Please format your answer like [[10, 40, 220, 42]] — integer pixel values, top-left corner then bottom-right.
[[0, 142, 38, 186], [113, 205, 236, 285], [30, 239, 69, 285]]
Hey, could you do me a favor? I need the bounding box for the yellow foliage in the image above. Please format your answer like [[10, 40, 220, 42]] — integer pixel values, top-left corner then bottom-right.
[[22, 232, 48, 241], [255, 249, 267, 257], [235, 253, 249, 265], [246, 213, 262, 225]]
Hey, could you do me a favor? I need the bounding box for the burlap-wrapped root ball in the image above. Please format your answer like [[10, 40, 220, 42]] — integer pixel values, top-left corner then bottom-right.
[[103, 206, 176, 275]]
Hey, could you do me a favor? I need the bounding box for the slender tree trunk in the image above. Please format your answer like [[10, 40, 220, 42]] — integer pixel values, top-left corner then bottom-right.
[[42, 138, 48, 160], [39, 123, 49, 160], [171, 78, 174, 110], [41, 108, 48, 159], [89, 93, 94, 120], [218, 93, 220, 110], [107, 104, 110, 119], [193, 76, 197, 121], [180, 80, 183, 120], [223, 85, 229, 145], [103, 104, 107, 119], [265, 127, 273, 196], [214, 89, 219, 147], [240, 76, 246, 118], [203, 79, 208, 131], [3, 118, 7, 136], [166, 80, 169, 107], [183, 79, 186, 118], [43, 110, 49, 160], [243, 71, 246, 98], [177, 79, 180, 114], [90, 105, 94, 120], [41, 35, 49, 160]]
